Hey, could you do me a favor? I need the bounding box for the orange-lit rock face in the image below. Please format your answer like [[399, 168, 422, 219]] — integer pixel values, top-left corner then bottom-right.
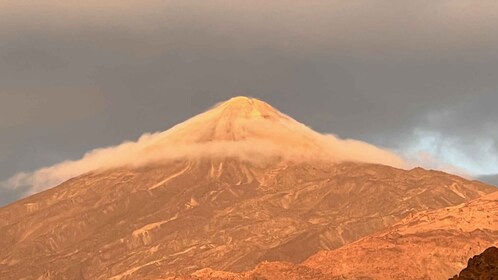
[[0, 159, 494, 279], [182, 191, 498, 280], [302, 191, 498, 280]]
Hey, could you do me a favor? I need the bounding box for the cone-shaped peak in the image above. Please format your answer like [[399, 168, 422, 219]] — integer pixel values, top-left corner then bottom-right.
[[223, 96, 255, 106], [160, 96, 315, 145], [213, 96, 285, 121], [141, 96, 405, 168]]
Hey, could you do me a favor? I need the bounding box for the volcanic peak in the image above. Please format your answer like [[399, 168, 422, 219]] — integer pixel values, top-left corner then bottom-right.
[[162, 96, 312, 145], [214, 96, 286, 121], [137, 96, 406, 168]]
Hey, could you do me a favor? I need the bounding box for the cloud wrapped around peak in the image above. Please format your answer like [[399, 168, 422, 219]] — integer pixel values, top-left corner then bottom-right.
[[2, 98, 405, 196]]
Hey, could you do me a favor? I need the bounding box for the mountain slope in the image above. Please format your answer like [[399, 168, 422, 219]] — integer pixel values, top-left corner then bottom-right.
[[303, 190, 498, 279], [190, 191, 498, 280], [0, 97, 495, 279]]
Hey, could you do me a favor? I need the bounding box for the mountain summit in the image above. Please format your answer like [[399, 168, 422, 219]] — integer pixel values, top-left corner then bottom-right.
[[138, 96, 405, 168], [158, 96, 324, 147], [210, 96, 285, 122]]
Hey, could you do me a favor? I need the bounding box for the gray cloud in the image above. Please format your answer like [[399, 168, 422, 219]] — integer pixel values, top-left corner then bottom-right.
[[1, 0, 498, 205], [478, 175, 498, 187]]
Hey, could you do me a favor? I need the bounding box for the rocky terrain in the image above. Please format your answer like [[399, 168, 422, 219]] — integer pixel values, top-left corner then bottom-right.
[[303, 190, 498, 279], [3, 158, 493, 279], [450, 246, 498, 279], [176, 191, 498, 280]]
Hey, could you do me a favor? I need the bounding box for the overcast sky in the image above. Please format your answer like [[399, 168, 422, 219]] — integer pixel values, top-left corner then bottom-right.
[[1, 1, 498, 205]]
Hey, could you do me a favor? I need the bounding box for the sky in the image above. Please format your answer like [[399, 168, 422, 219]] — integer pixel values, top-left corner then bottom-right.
[[1, 0, 498, 205]]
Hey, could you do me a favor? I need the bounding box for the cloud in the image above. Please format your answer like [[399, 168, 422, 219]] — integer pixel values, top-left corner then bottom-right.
[[399, 97, 498, 177], [1, 98, 405, 196]]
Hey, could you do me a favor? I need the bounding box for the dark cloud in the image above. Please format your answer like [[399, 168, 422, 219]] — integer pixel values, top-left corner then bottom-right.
[[478, 175, 498, 187], [1, 1, 498, 205]]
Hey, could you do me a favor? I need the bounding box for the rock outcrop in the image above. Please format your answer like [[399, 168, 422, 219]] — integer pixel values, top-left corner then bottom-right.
[[451, 246, 498, 279]]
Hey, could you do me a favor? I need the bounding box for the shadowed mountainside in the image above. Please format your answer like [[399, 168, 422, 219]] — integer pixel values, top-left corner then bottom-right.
[[450, 246, 498, 279]]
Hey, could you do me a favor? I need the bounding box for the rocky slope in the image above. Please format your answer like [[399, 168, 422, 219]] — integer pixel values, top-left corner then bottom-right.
[[180, 191, 498, 280], [303, 190, 498, 279], [3, 159, 493, 279], [0, 97, 495, 279], [450, 246, 498, 279]]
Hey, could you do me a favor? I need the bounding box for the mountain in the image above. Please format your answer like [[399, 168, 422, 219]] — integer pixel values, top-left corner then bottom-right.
[[0, 97, 496, 280], [450, 246, 498, 279], [187, 191, 498, 280]]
